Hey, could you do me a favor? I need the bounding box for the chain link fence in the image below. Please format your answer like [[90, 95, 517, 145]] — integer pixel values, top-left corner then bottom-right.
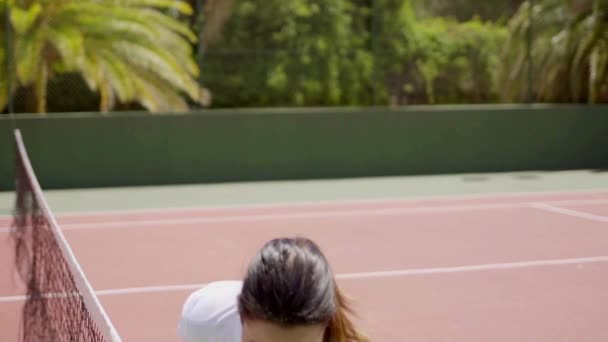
[[4, 0, 605, 114]]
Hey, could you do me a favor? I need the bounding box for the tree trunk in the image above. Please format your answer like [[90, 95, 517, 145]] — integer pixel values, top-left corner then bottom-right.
[[99, 83, 114, 113], [589, 47, 599, 103], [201, 0, 235, 47], [588, 0, 601, 103], [35, 63, 48, 114], [569, 0, 594, 17]]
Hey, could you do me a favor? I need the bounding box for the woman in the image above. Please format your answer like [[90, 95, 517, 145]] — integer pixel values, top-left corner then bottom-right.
[[178, 237, 368, 342]]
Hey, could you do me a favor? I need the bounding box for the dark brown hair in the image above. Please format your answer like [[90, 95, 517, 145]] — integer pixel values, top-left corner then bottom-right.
[[238, 237, 368, 342]]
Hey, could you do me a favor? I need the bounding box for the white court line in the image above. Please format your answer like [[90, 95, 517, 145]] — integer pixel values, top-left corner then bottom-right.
[[335, 256, 608, 279], [2, 198, 608, 233], [1, 187, 607, 220], [2, 256, 608, 303], [0, 202, 522, 232], [530, 203, 608, 223]]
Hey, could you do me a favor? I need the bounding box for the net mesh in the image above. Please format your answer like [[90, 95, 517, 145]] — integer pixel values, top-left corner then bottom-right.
[[10, 129, 122, 342]]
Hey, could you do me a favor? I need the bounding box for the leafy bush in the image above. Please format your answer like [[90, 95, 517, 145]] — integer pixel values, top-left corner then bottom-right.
[[202, 0, 507, 107], [202, 0, 374, 107], [380, 16, 508, 104]]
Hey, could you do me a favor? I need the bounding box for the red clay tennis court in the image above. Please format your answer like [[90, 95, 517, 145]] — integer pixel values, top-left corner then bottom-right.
[[2, 186, 608, 341]]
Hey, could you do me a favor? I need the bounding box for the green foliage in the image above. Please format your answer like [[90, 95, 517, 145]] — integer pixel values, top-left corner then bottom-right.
[[405, 17, 508, 104], [203, 0, 374, 107], [8, 0, 594, 109], [0, 1, 10, 110], [371, 0, 417, 104], [498, 0, 608, 103], [200, 0, 507, 107], [1, 0, 203, 113], [412, 0, 525, 22]]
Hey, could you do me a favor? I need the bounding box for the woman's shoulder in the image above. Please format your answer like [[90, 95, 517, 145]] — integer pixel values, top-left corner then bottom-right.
[[185, 281, 243, 304], [178, 281, 243, 341]]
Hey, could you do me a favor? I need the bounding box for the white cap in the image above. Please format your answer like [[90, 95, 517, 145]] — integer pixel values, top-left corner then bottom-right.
[[178, 281, 243, 342]]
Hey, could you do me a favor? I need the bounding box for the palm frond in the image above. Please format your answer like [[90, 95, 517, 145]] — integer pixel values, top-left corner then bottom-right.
[[97, 48, 138, 102], [111, 41, 199, 95], [107, 0, 193, 15], [5, 0, 201, 113], [131, 70, 190, 112], [498, 0, 608, 102], [46, 25, 85, 71], [14, 29, 43, 84]]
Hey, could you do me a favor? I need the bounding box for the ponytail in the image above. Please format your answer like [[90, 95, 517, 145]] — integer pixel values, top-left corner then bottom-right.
[[324, 285, 369, 342], [238, 237, 368, 341]]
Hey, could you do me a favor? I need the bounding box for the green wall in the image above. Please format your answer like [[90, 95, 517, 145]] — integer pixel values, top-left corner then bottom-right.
[[1, 105, 607, 190]]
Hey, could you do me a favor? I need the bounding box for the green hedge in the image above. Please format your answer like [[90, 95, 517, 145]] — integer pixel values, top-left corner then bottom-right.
[[1, 105, 607, 190]]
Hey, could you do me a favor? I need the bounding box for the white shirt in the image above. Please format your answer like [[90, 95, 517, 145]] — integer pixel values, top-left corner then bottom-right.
[[178, 281, 243, 342]]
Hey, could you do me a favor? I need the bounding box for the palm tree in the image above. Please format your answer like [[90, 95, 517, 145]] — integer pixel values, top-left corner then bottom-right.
[[497, 0, 608, 103], [2, 0, 206, 113]]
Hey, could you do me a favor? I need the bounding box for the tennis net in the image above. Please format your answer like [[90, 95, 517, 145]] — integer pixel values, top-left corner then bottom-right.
[[10, 129, 122, 342]]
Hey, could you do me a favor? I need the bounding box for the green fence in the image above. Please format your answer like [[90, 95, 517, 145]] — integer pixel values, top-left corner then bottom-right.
[[2, 105, 608, 190]]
